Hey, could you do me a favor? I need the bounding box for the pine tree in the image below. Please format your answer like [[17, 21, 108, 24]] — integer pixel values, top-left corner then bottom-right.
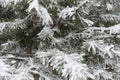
[[0, 0, 120, 80]]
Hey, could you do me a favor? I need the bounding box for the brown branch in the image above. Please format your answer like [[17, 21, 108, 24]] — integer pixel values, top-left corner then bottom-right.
[[2, 56, 28, 61], [0, 52, 34, 57]]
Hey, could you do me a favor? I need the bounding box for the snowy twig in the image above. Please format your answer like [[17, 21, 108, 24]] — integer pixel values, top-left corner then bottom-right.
[[0, 52, 34, 57], [2, 56, 28, 61]]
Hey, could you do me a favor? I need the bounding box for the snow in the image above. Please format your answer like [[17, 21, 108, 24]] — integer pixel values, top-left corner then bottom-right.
[[109, 24, 120, 34], [103, 45, 114, 58], [0, 0, 23, 7], [37, 27, 54, 40], [0, 59, 11, 77], [28, 0, 53, 25], [66, 32, 77, 40], [83, 40, 119, 58], [48, 50, 94, 80], [11, 66, 34, 80], [82, 18, 94, 26], [0, 19, 25, 34], [78, 14, 94, 27], [0, 0, 119, 80], [51, 38, 65, 47], [93, 69, 113, 80], [62, 62, 94, 80], [84, 40, 104, 54], [36, 49, 94, 80], [93, 1, 101, 7], [0, 22, 7, 34], [59, 6, 77, 19], [1, 40, 20, 52], [111, 49, 120, 57], [101, 14, 120, 23], [106, 2, 113, 11]]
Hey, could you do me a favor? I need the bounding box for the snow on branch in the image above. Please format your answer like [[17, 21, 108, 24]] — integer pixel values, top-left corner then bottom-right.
[[10, 59, 35, 80], [13, 58, 60, 80], [106, 2, 113, 11], [80, 17, 94, 27], [0, 0, 23, 7], [51, 38, 65, 47], [36, 49, 95, 80], [59, 6, 77, 19], [0, 58, 11, 79], [37, 27, 54, 40], [109, 24, 120, 34], [78, 24, 120, 34], [66, 24, 120, 40], [0, 40, 20, 53], [59, 0, 90, 20], [83, 40, 104, 54], [28, 0, 53, 25], [93, 69, 113, 80], [50, 51, 94, 80], [83, 40, 120, 58], [0, 19, 26, 35], [101, 14, 120, 23]]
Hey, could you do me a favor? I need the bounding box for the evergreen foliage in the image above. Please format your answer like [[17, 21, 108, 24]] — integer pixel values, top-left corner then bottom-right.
[[0, 0, 119, 80]]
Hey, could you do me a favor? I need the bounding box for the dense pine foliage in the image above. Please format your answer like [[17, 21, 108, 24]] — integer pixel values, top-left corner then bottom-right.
[[0, 0, 120, 80]]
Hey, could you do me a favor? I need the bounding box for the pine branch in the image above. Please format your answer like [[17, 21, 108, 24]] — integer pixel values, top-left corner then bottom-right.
[[0, 19, 26, 35], [72, 25, 120, 39], [0, 52, 34, 57], [2, 56, 28, 61], [101, 14, 120, 23]]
